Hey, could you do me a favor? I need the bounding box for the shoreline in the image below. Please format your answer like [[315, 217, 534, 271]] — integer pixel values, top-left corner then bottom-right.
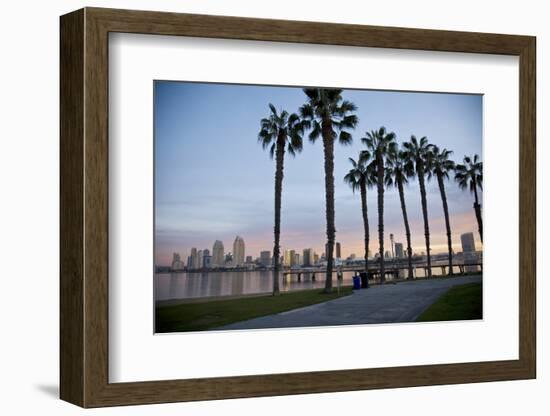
[[156, 272, 482, 307]]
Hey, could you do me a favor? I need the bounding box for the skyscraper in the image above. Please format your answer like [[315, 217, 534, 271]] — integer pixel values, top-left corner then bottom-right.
[[461, 232, 478, 272], [188, 247, 198, 269], [260, 250, 271, 267], [212, 240, 224, 267], [233, 236, 245, 266], [202, 249, 211, 268], [395, 243, 404, 259], [294, 252, 300, 266], [171, 253, 184, 270], [172, 252, 181, 264], [303, 248, 314, 266], [461, 232, 476, 253], [197, 250, 203, 269], [325, 242, 341, 259], [284, 249, 295, 267]]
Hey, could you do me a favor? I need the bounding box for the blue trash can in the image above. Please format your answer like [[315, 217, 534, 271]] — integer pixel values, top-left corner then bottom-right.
[[352, 275, 361, 290]]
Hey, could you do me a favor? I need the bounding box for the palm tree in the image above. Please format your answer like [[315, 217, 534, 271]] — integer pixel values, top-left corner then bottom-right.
[[344, 155, 374, 275], [455, 154, 483, 242], [361, 127, 396, 283], [258, 103, 305, 295], [403, 136, 434, 278], [385, 145, 415, 279], [427, 145, 456, 275], [300, 88, 358, 293]]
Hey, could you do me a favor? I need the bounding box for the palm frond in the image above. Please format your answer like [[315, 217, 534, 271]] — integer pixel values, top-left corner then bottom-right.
[[308, 120, 322, 143], [259, 104, 305, 162], [338, 130, 353, 145], [454, 155, 483, 194], [337, 114, 359, 130], [299, 104, 314, 120]]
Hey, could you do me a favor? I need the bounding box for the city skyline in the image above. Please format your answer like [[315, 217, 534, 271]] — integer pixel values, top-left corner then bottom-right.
[[154, 81, 483, 266], [163, 231, 481, 268]]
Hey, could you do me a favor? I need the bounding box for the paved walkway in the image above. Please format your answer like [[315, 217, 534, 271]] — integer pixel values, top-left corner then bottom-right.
[[217, 275, 482, 330]]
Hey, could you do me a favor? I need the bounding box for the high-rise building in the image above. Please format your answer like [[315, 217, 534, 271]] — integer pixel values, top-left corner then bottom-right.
[[324, 242, 341, 259], [461, 232, 478, 272], [187, 247, 198, 269], [246, 255, 253, 264], [461, 232, 476, 253], [314, 253, 319, 264], [294, 252, 300, 266], [233, 236, 245, 266], [303, 248, 314, 266], [197, 250, 203, 269], [385, 250, 391, 259], [260, 251, 271, 267], [172, 253, 180, 268], [284, 249, 295, 267], [202, 249, 211, 268], [171, 253, 184, 270], [212, 240, 224, 267], [395, 243, 404, 259]]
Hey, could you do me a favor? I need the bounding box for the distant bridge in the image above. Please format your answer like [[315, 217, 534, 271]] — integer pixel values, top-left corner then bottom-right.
[[281, 262, 482, 280]]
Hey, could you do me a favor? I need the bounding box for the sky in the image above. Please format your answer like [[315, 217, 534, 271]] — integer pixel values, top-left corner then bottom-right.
[[154, 81, 483, 266]]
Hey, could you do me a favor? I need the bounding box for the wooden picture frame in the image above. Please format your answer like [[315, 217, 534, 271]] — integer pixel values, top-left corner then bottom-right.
[[60, 7, 536, 408]]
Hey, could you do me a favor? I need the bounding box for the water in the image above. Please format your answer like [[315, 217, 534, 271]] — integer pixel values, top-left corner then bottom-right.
[[155, 270, 355, 301], [155, 264, 479, 301]]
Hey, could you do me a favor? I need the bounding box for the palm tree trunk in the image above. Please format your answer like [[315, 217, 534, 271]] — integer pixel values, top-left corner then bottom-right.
[[418, 163, 432, 278], [473, 181, 483, 242], [397, 179, 413, 279], [272, 137, 285, 295], [322, 123, 335, 293], [437, 173, 453, 275], [377, 151, 385, 283], [360, 181, 369, 274]]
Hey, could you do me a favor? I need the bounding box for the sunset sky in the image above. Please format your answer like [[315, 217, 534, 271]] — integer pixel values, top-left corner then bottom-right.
[[154, 81, 483, 266]]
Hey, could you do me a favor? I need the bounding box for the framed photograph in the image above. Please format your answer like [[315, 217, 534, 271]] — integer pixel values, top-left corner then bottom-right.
[[60, 7, 536, 407]]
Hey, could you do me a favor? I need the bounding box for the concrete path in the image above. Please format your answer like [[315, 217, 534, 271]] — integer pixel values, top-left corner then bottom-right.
[[217, 274, 482, 330]]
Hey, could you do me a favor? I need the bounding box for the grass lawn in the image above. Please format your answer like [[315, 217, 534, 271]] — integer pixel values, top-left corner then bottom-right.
[[156, 286, 353, 333], [416, 282, 482, 322]]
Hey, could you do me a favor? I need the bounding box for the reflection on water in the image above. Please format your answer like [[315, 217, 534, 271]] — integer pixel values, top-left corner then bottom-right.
[[155, 264, 479, 301], [155, 270, 351, 301]]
